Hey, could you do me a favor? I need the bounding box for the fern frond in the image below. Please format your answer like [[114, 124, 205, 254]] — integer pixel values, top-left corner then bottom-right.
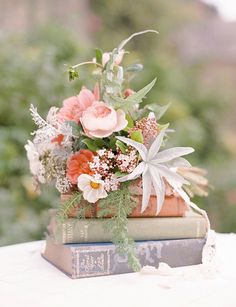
[[56, 192, 83, 222], [98, 182, 141, 272]]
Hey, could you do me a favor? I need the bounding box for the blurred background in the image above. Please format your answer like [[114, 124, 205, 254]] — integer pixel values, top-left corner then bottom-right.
[[0, 0, 236, 246]]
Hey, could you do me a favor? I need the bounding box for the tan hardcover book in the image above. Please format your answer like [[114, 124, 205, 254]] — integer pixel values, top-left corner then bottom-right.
[[61, 180, 189, 218], [48, 209, 207, 244], [61, 194, 188, 218]]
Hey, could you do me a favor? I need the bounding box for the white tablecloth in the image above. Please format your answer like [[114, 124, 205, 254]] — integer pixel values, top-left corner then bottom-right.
[[0, 233, 236, 307]]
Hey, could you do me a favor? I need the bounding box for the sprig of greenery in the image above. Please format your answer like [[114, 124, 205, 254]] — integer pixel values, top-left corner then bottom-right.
[[97, 182, 141, 272], [56, 191, 84, 222]]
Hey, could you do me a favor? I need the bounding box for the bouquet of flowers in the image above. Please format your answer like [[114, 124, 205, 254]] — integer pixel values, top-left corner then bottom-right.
[[25, 30, 209, 271]]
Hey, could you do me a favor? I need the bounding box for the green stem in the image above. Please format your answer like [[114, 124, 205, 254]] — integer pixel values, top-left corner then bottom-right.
[[72, 61, 103, 69]]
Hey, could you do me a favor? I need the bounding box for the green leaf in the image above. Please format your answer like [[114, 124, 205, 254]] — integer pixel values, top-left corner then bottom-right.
[[116, 140, 127, 153], [157, 122, 169, 130], [81, 138, 107, 151], [66, 120, 82, 136], [67, 66, 79, 81], [126, 78, 157, 103], [109, 137, 117, 151], [109, 78, 157, 111], [130, 130, 144, 143], [81, 138, 99, 152], [117, 29, 159, 51], [115, 171, 128, 177], [95, 48, 103, 65], [124, 113, 134, 132], [94, 138, 107, 148], [125, 63, 143, 72], [147, 102, 171, 120]]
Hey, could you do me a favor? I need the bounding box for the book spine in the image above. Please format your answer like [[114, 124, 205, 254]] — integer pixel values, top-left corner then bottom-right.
[[70, 238, 206, 278], [49, 215, 207, 244], [61, 194, 188, 218]]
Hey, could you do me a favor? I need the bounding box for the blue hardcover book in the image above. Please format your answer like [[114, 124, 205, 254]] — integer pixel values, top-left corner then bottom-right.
[[42, 236, 206, 278]]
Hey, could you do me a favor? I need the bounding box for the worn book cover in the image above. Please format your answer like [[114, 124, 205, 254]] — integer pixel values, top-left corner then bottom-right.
[[42, 236, 206, 278], [48, 209, 207, 244]]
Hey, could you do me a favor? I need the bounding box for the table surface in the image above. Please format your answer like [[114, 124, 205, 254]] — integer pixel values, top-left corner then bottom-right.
[[0, 233, 236, 307]]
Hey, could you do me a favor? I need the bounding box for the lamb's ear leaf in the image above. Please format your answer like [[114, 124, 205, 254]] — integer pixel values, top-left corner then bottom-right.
[[125, 63, 143, 72], [117, 29, 159, 51], [147, 102, 171, 120], [126, 78, 157, 103], [110, 78, 157, 111]]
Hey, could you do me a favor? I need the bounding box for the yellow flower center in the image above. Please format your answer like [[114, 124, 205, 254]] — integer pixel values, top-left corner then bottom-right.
[[90, 181, 101, 189]]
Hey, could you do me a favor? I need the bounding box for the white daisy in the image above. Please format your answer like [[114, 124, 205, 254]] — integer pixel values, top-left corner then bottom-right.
[[77, 174, 108, 203]]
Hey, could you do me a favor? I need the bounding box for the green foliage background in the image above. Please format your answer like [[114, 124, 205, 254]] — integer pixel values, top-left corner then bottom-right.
[[0, 0, 236, 246]]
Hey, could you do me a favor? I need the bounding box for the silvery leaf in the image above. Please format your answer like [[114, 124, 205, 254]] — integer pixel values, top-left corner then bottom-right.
[[149, 167, 165, 214], [141, 170, 152, 212], [116, 136, 147, 160], [165, 157, 192, 168], [118, 162, 146, 182], [153, 147, 194, 164], [147, 129, 166, 160], [156, 164, 189, 186]]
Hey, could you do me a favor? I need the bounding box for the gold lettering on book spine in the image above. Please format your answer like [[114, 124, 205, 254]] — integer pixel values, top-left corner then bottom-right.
[[75, 249, 110, 277], [66, 222, 73, 243]]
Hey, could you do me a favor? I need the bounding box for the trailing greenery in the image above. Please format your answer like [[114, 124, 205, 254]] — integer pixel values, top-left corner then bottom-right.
[[56, 191, 95, 222], [55, 183, 141, 271], [97, 182, 141, 272], [56, 192, 83, 222]]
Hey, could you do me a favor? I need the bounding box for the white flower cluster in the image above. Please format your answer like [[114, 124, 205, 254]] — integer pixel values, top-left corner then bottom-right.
[[25, 105, 73, 192], [116, 149, 138, 173]]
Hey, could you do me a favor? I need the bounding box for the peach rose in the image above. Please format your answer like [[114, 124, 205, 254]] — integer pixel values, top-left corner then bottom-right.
[[57, 88, 95, 123], [80, 101, 128, 138]]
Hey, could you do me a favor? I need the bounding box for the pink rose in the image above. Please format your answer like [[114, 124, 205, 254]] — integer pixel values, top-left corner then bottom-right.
[[80, 101, 128, 138], [57, 88, 95, 123], [102, 49, 124, 66]]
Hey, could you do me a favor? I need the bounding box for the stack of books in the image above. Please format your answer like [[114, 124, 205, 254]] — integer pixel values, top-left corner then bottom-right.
[[42, 199, 207, 278]]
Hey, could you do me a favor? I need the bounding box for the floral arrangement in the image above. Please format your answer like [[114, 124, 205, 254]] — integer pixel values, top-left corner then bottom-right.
[[25, 30, 209, 271]]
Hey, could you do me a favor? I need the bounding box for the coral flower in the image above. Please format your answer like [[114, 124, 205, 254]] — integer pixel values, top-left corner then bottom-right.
[[51, 134, 64, 145], [57, 88, 95, 123], [67, 149, 95, 184], [80, 101, 127, 138]]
